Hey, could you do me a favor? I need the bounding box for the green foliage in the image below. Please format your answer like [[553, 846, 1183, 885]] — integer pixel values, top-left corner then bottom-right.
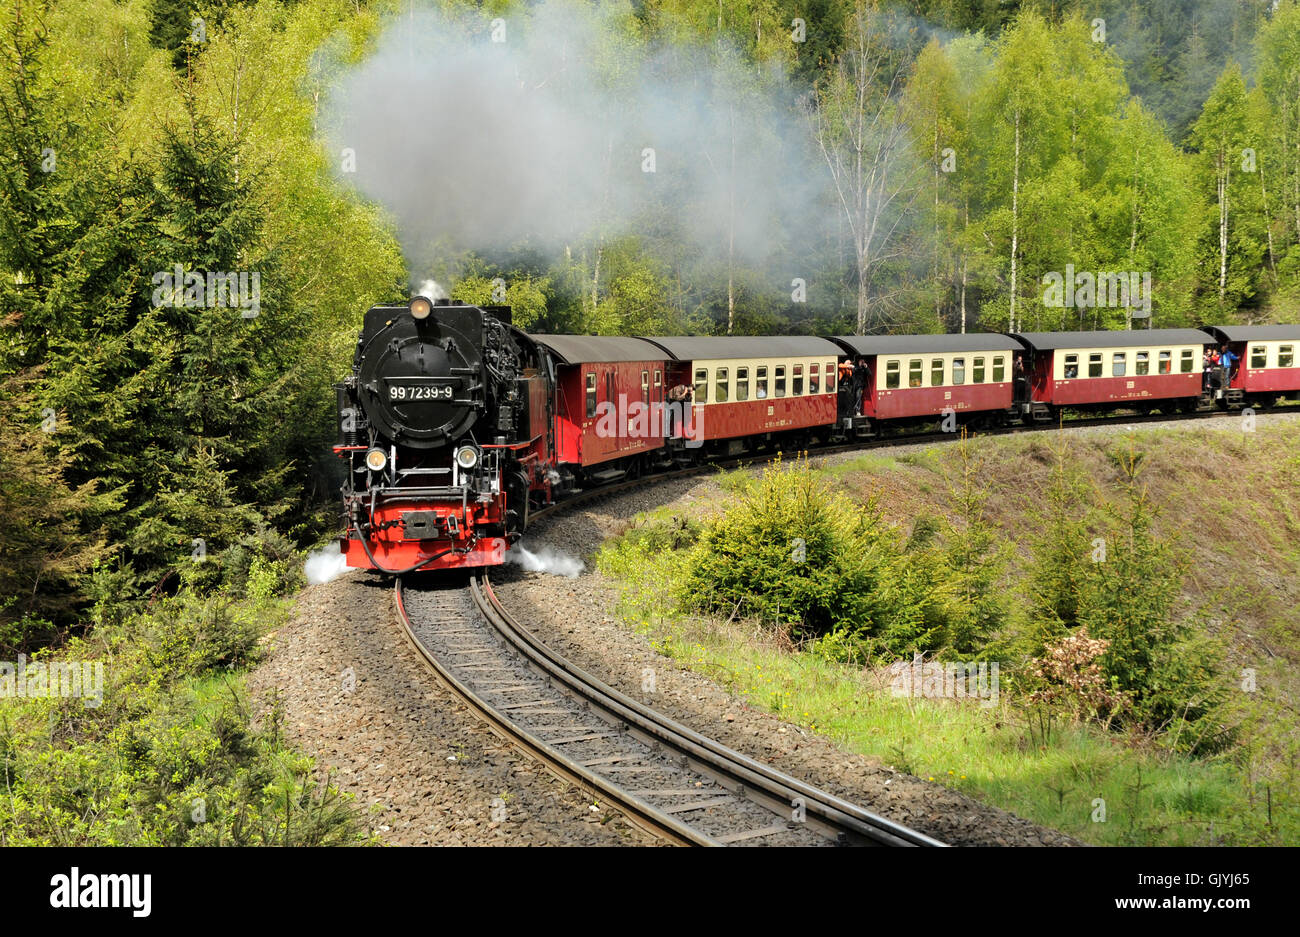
[[451, 271, 551, 331], [0, 0, 396, 846], [1076, 444, 1230, 751], [680, 458, 947, 656], [1188, 63, 1268, 317], [938, 435, 1009, 655], [619, 512, 702, 554], [0, 372, 118, 652], [1022, 434, 1094, 649], [0, 0, 402, 626], [0, 583, 365, 846], [136, 595, 263, 677], [595, 426, 1300, 845]]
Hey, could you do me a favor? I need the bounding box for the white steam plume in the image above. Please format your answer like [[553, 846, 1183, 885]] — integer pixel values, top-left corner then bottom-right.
[[416, 278, 448, 299], [505, 542, 585, 579], [322, 1, 829, 279], [304, 543, 350, 585]]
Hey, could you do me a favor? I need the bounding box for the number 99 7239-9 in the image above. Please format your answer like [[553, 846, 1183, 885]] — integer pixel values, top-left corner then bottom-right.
[[389, 384, 453, 401]]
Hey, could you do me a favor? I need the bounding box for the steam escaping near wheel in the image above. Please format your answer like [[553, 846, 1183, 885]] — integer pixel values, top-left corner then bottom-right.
[[505, 543, 584, 579], [305, 543, 350, 585]]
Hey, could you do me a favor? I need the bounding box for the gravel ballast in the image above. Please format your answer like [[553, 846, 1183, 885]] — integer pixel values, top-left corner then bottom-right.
[[246, 573, 657, 846]]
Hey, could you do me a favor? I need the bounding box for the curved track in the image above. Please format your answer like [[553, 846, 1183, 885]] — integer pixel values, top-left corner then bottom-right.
[[396, 574, 943, 846], [392, 403, 1292, 846]]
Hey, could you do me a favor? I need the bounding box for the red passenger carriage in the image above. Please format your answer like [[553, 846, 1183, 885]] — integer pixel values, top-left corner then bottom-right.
[[529, 335, 673, 489], [831, 334, 1022, 431], [640, 336, 844, 455], [1011, 329, 1210, 417]]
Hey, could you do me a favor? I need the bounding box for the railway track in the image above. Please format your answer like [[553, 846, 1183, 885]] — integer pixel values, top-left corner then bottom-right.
[[395, 572, 943, 846], [391, 403, 1291, 846]]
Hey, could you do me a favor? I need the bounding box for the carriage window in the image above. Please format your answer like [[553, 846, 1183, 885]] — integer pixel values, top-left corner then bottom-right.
[[1135, 352, 1149, 376], [775, 366, 786, 397], [694, 368, 708, 404], [952, 358, 966, 385], [973, 357, 986, 383], [793, 364, 804, 395], [736, 366, 749, 401], [641, 370, 649, 405], [1180, 349, 1194, 373], [886, 360, 900, 389], [1158, 350, 1172, 374], [810, 364, 820, 394], [993, 356, 1006, 382], [1088, 353, 1103, 378], [1112, 353, 1126, 377], [756, 366, 768, 399], [715, 367, 729, 403], [1280, 345, 1295, 369], [654, 369, 662, 389], [825, 363, 836, 392], [909, 359, 923, 387], [1063, 354, 1079, 379], [1251, 345, 1268, 369], [930, 358, 945, 387], [585, 373, 597, 418]]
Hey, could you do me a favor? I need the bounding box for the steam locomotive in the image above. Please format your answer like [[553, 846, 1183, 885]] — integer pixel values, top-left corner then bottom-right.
[[334, 296, 548, 573], [336, 296, 1300, 574]]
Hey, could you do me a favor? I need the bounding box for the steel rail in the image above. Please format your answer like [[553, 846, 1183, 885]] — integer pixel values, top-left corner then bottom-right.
[[473, 574, 945, 847], [393, 578, 720, 846]]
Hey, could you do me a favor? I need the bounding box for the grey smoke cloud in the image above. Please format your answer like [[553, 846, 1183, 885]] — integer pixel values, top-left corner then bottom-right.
[[322, 1, 831, 285]]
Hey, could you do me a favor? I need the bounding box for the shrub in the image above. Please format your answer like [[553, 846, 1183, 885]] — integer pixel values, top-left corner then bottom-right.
[[0, 585, 364, 846], [621, 514, 702, 553], [135, 596, 264, 679], [1024, 628, 1132, 735], [1074, 443, 1230, 752], [681, 459, 946, 655]]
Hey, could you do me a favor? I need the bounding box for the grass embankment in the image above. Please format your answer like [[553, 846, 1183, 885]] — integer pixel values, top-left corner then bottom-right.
[[597, 418, 1300, 845], [0, 551, 367, 846]]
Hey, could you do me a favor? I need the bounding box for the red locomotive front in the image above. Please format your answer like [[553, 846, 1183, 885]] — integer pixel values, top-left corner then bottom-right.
[[335, 296, 551, 574]]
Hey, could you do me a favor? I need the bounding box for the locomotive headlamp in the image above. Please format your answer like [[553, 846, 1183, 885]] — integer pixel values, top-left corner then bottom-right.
[[365, 447, 388, 471], [454, 445, 479, 470], [409, 295, 433, 320]]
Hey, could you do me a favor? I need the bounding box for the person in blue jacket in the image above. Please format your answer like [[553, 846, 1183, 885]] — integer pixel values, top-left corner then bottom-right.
[[1219, 345, 1238, 387]]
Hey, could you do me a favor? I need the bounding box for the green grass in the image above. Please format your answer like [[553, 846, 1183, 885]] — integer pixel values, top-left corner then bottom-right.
[[818, 452, 900, 479], [598, 488, 1299, 847]]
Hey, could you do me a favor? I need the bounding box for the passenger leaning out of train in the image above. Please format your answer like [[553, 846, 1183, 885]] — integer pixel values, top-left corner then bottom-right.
[[666, 383, 693, 437], [1203, 348, 1219, 391], [851, 357, 869, 413]]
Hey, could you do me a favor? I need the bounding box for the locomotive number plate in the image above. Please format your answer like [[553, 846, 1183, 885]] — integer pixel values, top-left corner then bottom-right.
[[388, 382, 454, 401]]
